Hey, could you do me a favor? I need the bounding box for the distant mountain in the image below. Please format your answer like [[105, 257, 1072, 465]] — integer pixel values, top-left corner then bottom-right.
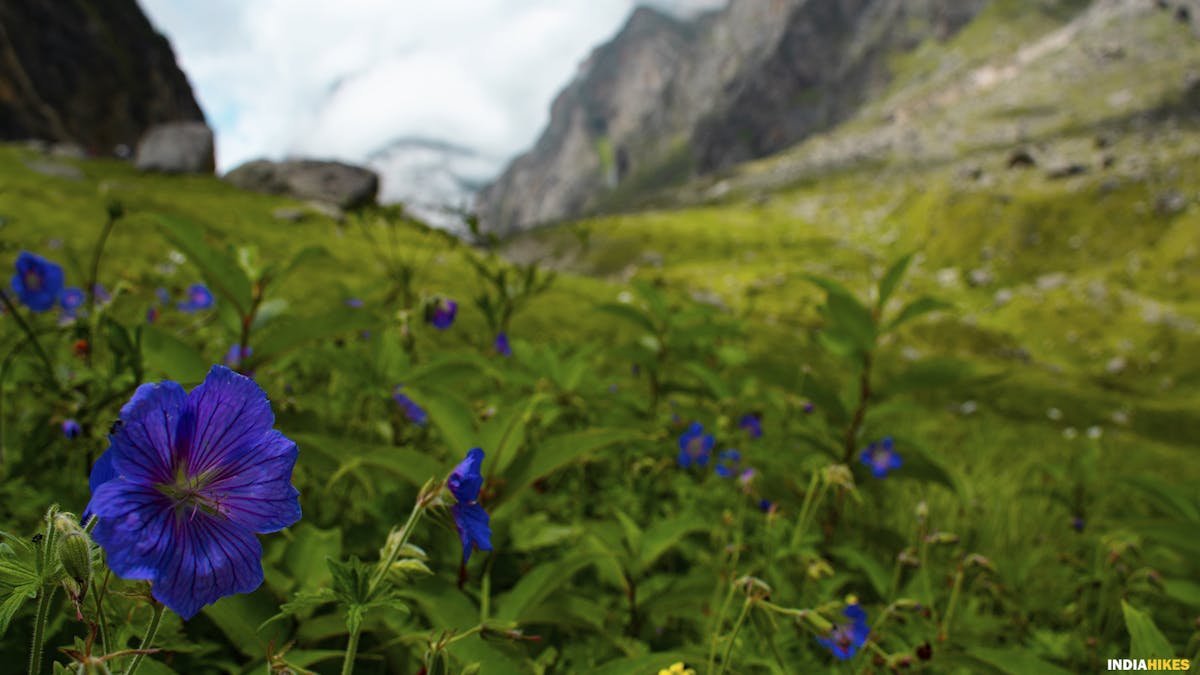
[[475, 0, 988, 234], [366, 137, 501, 231], [0, 0, 204, 155]]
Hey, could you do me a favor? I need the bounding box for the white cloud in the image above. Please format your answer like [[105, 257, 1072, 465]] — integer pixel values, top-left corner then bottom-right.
[[139, 0, 727, 175]]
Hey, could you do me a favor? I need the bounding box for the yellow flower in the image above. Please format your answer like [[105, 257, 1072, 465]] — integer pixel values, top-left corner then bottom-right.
[[657, 663, 697, 675]]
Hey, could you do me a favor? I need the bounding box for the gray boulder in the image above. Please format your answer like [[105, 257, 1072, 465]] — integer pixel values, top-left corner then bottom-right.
[[224, 159, 378, 210], [135, 122, 215, 174]]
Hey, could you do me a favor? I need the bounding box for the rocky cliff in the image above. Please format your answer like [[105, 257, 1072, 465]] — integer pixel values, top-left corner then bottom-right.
[[476, 0, 988, 234], [0, 0, 204, 155]]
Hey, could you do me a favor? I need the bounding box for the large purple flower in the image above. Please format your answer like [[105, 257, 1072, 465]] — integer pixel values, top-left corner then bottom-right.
[[817, 603, 870, 660], [448, 448, 492, 565], [86, 366, 301, 619], [11, 251, 65, 312]]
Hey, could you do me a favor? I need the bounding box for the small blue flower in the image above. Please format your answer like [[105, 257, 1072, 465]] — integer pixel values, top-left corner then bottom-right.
[[60, 287, 86, 318], [859, 437, 902, 478], [677, 422, 714, 468], [145, 306, 159, 323], [803, 401, 815, 414], [178, 284, 214, 312], [714, 449, 742, 478], [738, 413, 763, 439], [494, 332, 512, 357], [11, 251, 65, 312], [427, 298, 457, 330], [62, 419, 82, 439], [155, 287, 171, 306], [345, 297, 364, 308], [816, 603, 870, 660], [224, 344, 252, 369], [1071, 516, 1085, 532], [758, 498, 775, 513], [448, 448, 492, 565], [91, 283, 111, 306], [392, 386, 428, 426], [86, 365, 301, 619]]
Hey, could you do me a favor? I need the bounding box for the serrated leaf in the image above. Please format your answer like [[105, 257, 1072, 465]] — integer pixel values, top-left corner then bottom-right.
[[1122, 600, 1176, 659], [157, 215, 253, 313]]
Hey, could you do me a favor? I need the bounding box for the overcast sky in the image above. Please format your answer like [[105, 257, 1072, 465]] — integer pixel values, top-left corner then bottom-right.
[[139, 1, 726, 174]]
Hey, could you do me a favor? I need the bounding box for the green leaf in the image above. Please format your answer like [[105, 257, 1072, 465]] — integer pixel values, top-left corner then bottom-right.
[[405, 387, 478, 455], [638, 514, 707, 573], [885, 296, 950, 332], [294, 433, 442, 489], [265, 245, 332, 293], [1163, 579, 1200, 609], [140, 325, 209, 383], [823, 288, 876, 352], [251, 308, 378, 363], [283, 525, 342, 593], [495, 429, 644, 517], [157, 215, 253, 314], [0, 586, 34, 637], [495, 554, 595, 621], [877, 252, 914, 310], [888, 438, 963, 497], [681, 362, 732, 401], [830, 545, 892, 598], [882, 357, 976, 397], [203, 588, 289, 657], [1122, 600, 1176, 659], [948, 647, 1074, 675], [586, 652, 700, 675], [479, 396, 540, 476], [596, 302, 657, 335]]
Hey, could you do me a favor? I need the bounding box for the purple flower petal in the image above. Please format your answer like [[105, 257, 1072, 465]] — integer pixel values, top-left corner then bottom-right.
[[179, 366, 275, 477], [205, 430, 301, 533], [108, 381, 189, 485], [451, 501, 492, 564], [448, 447, 485, 503]]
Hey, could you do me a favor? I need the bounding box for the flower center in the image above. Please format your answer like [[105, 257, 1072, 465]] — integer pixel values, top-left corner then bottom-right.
[[24, 270, 42, 291], [157, 465, 221, 517], [687, 437, 705, 458]]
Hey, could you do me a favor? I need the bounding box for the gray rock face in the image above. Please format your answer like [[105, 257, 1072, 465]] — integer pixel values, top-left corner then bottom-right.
[[0, 0, 205, 154], [224, 159, 379, 210], [135, 122, 215, 174], [476, 0, 988, 234]]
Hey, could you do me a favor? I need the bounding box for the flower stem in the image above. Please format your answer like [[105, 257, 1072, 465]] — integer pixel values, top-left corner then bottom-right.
[[0, 288, 59, 392], [717, 598, 753, 675], [340, 628, 361, 675], [85, 209, 120, 368], [368, 482, 432, 593], [125, 602, 164, 675], [27, 585, 56, 675]]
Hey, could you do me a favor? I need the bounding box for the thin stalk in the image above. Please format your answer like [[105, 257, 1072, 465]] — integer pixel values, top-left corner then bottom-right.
[[27, 586, 55, 675], [91, 570, 112, 659], [706, 582, 739, 674], [368, 490, 429, 593], [340, 629, 361, 675], [941, 568, 965, 641], [842, 352, 873, 463], [0, 289, 59, 391], [85, 211, 119, 367], [717, 599, 753, 675], [124, 602, 164, 675]]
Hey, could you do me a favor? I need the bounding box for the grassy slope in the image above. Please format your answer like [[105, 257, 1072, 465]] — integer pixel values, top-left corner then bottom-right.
[[497, 0, 1200, 606], [0, 1, 1197, 665]]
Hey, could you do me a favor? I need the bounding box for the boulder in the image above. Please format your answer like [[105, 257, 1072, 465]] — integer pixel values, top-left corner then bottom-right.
[[224, 159, 378, 210], [135, 122, 215, 174]]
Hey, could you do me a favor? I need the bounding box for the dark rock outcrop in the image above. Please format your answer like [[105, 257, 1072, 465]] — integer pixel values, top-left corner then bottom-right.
[[224, 159, 380, 210], [135, 122, 215, 174], [476, 0, 988, 234], [0, 0, 205, 155]]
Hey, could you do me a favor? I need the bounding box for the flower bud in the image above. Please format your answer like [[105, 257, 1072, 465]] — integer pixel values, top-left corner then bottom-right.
[[58, 530, 93, 593]]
